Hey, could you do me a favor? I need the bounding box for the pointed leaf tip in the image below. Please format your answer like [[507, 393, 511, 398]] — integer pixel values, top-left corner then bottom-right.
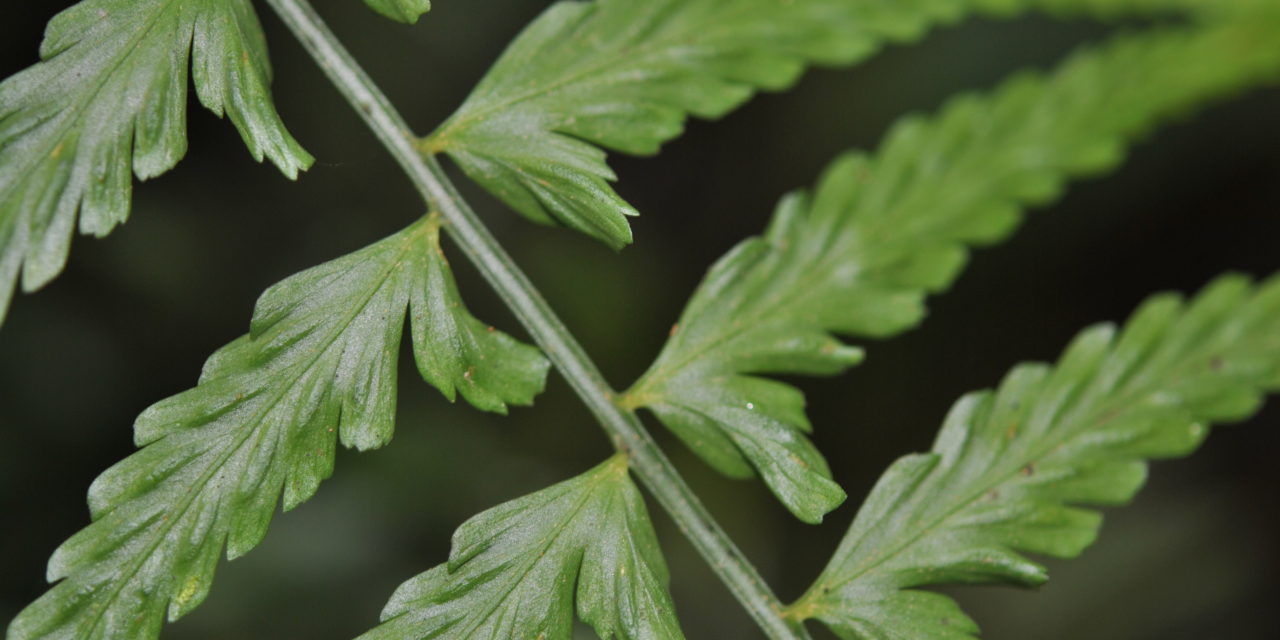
[[364, 0, 431, 24]]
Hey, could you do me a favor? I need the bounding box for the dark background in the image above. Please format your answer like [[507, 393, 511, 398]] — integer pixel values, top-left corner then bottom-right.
[[2, 2, 1279, 639]]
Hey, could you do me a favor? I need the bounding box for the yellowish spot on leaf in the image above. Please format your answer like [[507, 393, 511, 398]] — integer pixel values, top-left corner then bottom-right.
[[176, 576, 200, 609]]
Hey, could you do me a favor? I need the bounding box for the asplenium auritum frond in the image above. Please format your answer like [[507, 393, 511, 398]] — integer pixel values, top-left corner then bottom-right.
[[4, 0, 1280, 639]]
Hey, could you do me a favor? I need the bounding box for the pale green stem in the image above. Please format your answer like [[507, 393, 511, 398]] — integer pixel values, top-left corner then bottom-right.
[[263, 1, 808, 638]]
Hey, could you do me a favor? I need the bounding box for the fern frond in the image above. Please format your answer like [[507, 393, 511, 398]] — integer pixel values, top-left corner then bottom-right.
[[621, 22, 1280, 523], [358, 455, 684, 640], [789, 273, 1280, 639], [7, 215, 549, 640], [0, 0, 313, 327]]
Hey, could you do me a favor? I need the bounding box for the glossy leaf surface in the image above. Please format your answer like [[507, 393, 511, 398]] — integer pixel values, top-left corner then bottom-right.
[[359, 455, 684, 640], [0, 0, 312, 326], [8, 215, 549, 640]]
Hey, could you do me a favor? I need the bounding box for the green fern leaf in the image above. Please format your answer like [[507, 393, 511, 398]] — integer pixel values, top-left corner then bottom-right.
[[620, 23, 1280, 524], [358, 455, 684, 640], [420, 0, 1265, 250], [0, 0, 313, 326], [789, 273, 1280, 639], [7, 215, 549, 640], [423, 0, 979, 249], [364, 0, 432, 24]]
